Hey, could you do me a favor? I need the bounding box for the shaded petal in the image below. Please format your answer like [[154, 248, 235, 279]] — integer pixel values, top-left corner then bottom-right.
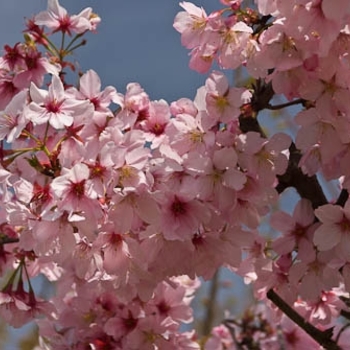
[[313, 224, 342, 251]]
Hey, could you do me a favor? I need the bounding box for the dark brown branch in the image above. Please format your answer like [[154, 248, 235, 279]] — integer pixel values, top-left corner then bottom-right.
[[266, 98, 305, 110], [251, 80, 275, 113], [340, 309, 350, 321], [223, 319, 245, 350], [0, 237, 19, 244], [336, 189, 349, 207], [267, 289, 341, 350], [239, 114, 265, 136], [239, 79, 341, 348], [276, 143, 328, 209]]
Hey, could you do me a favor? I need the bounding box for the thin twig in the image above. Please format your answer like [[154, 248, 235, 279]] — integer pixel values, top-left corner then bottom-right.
[[266, 99, 304, 110], [224, 319, 245, 350]]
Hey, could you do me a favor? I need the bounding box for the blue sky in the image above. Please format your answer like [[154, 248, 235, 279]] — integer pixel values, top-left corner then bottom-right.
[[0, 0, 220, 102]]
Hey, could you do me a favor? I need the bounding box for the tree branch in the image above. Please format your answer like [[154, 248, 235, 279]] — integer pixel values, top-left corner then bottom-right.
[[239, 79, 341, 349], [336, 189, 349, 207], [276, 142, 328, 209], [266, 98, 304, 110], [267, 289, 341, 350]]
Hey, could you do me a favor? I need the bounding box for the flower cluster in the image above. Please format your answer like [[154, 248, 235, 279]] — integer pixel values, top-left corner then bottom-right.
[[1, 0, 350, 349]]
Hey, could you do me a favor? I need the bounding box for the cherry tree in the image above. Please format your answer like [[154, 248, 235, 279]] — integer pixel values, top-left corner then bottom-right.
[[0, 0, 350, 349]]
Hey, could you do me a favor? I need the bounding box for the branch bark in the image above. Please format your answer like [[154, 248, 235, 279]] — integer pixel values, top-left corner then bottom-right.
[[276, 142, 328, 209]]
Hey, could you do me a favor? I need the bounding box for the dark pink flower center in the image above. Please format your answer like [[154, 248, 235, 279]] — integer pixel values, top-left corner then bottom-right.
[[46, 99, 63, 113], [123, 312, 138, 331], [171, 197, 187, 216], [89, 162, 106, 179], [109, 233, 123, 248], [192, 233, 204, 247], [90, 97, 100, 109], [340, 217, 350, 232], [157, 300, 170, 314], [136, 108, 150, 122], [150, 122, 165, 136], [25, 51, 40, 70], [58, 16, 73, 35], [70, 180, 85, 198], [285, 329, 298, 345]]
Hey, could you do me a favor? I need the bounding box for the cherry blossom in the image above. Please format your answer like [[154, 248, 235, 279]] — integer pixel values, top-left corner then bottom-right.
[[173, 2, 210, 49], [2, 0, 350, 349], [313, 201, 350, 259], [0, 90, 28, 143], [34, 0, 97, 35], [27, 74, 91, 129], [50, 163, 102, 220]]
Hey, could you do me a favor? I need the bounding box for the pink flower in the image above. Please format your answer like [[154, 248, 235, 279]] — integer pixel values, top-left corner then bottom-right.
[[313, 201, 350, 258], [104, 303, 142, 339], [0, 292, 53, 328], [204, 324, 234, 350], [255, 0, 278, 16], [182, 147, 246, 212], [93, 227, 132, 281], [167, 112, 214, 156], [114, 82, 150, 129], [281, 0, 346, 56], [205, 71, 252, 124], [51, 163, 102, 220], [0, 71, 21, 110], [160, 193, 211, 241], [66, 69, 117, 114], [27, 75, 91, 129], [188, 44, 217, 74], [256, 23, 303, 73], [279, 314, 320, 349], [13, 47, 60, 90], [289, 251, 341, 301], [173, 2, 209, 49], [170, 98, 198, 117], [302, 290, 347, 326], [148, 280, 194, 324], [218, 21, 253, 70], [0, 43, 26, 71], [271, 199, 316, 262], [0, 90, 28, 143], [138, 99, 171, 148], [0, 275, 55, 329], [237, 131, 291, 186], [295, 103, 345, 168], [35, 0, 97, 35]]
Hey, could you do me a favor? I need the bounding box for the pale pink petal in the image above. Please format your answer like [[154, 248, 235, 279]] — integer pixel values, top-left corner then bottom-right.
[[313, 224, 342, 251], [314, 204, 343, 224], [222, 169, 246, 190], [79, 69, 101, 98], [272, 235, 295, 255], [213, 147, 237, 169], [270, 211, 295, 232], [293, 199, 314, 227]]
